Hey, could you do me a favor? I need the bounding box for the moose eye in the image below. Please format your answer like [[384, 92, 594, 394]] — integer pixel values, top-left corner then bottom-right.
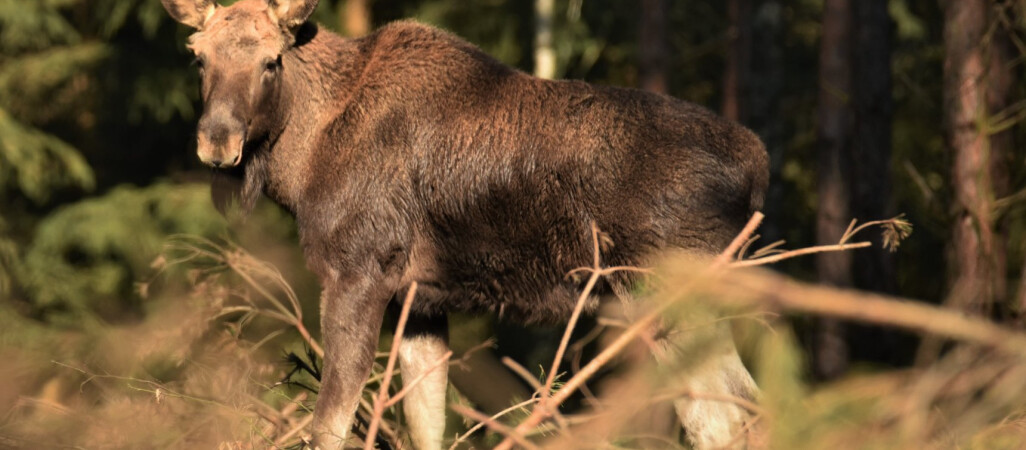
[[263, 55, 282, 75], [192, 57, 205, 72]]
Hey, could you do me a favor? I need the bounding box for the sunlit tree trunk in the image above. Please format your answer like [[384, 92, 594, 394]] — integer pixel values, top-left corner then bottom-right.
[[942, 0, 999, 316], [639, 0, 669, 94], [534, 0, 556, 79], [722, 0, 751, 122], [339, 0, 371, 37], [814, 0, 852, 380]]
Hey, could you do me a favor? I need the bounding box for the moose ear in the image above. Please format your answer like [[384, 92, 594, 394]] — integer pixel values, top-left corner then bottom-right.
[[266, 0, 319, 34], [161, 0, 216, 29]]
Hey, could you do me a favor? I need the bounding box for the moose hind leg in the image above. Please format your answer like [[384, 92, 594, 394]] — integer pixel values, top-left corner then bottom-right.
[[655, 321, 759, 449], [398, 314, 450, 450]]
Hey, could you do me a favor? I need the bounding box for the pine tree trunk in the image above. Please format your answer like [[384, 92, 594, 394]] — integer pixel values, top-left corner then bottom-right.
[[814, 0, 853, 380], [942, 0, 999, 316], [722, 0, 751, 122], [639, 0, 669, 94], [985, 1, 1014, 320], [534, 0, 557, 79]]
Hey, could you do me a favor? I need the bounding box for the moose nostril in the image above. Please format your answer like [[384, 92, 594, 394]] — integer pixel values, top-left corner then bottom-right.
[[231, 154, 241, 164]]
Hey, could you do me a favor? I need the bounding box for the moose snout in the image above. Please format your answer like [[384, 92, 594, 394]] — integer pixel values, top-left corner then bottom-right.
[[197, 133, 244, 168], [196, 109, 246, 168]]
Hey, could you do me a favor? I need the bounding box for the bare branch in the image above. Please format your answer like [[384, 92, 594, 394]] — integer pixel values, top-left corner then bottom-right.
[[451, 404, 542, 450], [384, 350, 452, 408]]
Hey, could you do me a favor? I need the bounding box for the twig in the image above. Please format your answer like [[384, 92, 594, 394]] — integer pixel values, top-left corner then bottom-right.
[[494, 211, 916, 448], [544, 222, 604, 397], [716, 212, 765, 264], [496, 213, 766, 450], [728, 271, 1026, 352], [651, 389, 764, 416], [275, 413, 314, 446], [357, 397, 399, 446], [384, 350, 453, 408], [450, 404, 541, 450], [260, 391, 309, 437], [450, 338, 496, 370], [228, 259, 324, 358], [364, 282, 418, 450], [568, 324, 608, 407], [501, 357, 544, 393], [293, 322, 324, 359], [714, 414, 763, 450], [731, 242, 872, 267], [448, 398, 539, 450], [737, 234, 762, 260]]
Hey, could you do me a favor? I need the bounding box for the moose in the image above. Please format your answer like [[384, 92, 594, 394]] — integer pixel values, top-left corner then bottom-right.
[[160, 0, 769, 448]]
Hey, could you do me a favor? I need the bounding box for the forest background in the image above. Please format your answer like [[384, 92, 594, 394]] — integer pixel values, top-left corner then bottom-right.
[[1, 0, 1025, 448]]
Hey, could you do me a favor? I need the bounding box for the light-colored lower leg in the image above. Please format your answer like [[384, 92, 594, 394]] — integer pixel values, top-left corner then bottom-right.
[[655, 322, 759, 449], [310, 405, 357, 449], [398, 329, 450, 450]]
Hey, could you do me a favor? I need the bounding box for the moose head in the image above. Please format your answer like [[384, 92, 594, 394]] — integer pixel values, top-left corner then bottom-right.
[[161, 0, 318, 168]]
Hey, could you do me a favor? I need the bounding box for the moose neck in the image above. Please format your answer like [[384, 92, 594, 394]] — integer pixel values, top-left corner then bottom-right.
[[253, 25, 363, 215]]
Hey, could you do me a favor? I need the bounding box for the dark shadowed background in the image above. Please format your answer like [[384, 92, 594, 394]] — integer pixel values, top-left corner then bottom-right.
[[1, 0, 1025, 448]]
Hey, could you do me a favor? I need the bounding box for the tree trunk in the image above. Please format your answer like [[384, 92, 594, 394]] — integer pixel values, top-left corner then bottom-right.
[[340, 0, 371, 37], [639, 0, 669, 94], [814, 0, 853, 380], [534, 0, 557, 79], [942, 0, 999, 317], [985, 1, 1015, 321], [722, 0, 751, 122]]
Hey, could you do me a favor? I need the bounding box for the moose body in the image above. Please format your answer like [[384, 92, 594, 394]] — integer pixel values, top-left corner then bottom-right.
[[161, 0, 769, 448]]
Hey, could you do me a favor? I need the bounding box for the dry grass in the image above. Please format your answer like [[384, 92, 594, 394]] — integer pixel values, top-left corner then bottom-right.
[[4, 212, 1025, 449]]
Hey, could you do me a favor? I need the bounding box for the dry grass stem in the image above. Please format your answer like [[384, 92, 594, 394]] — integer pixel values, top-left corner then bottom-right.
[[655, 389, 764, 416], [451, 404, 542, 450], [165, 236, 324, 357], [450, 338, 497, 370], [493, 212, 925, 448], [501, 356, 544, 392], [717, 211, 765, 264], [99, 212, 1002, 449], [731, 241, 873, 268], [448, 398, 539, 450], [384, 350, 453, 408], [725, 272, 1026, 352], [274, 413, 314, 446], [714, 415, 763, 450], [544, 222, 604, 397]]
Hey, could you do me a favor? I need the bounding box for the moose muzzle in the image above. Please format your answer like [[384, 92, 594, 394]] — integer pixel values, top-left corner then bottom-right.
[[196, 104, 246, 168]]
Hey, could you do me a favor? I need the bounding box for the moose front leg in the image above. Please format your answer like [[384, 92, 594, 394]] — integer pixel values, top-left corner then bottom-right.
[[311, 274, 392, 449]]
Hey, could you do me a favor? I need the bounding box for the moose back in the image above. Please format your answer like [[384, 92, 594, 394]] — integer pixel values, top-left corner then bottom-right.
[[160, 0, 769, 448]]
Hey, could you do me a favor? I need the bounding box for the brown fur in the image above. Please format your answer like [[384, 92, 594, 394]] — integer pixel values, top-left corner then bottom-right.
[[161, 0, 768, 447]]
